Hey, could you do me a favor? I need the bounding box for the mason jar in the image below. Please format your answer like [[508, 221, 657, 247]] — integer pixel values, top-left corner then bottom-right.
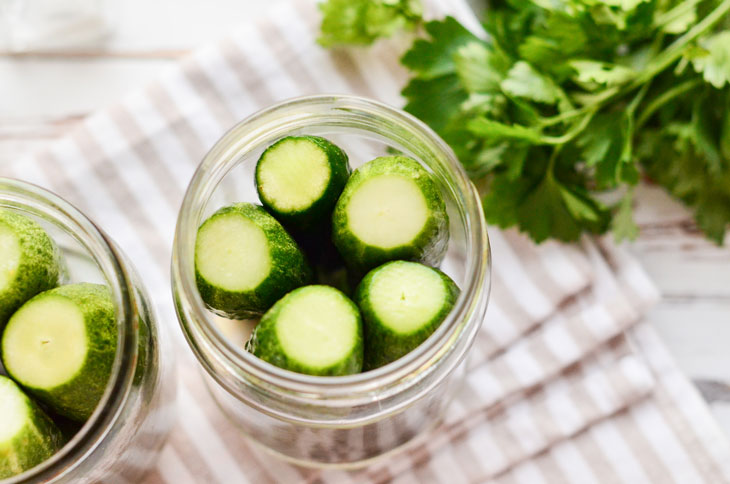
[[172, 95, 490, 467], [0, 178, 176, 483]]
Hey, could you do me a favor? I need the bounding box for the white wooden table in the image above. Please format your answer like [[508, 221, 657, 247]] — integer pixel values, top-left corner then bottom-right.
[[2, 0, 729, 439]]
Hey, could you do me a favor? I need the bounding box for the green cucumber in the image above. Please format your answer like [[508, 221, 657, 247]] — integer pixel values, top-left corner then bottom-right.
[[247, 285, 363, 376], [355, 261, 460, 370], [332, 156, 449, 277], [195, 203, 313, 318], [0, 210, 61, 329], [255, 136, 350, 231], [2, 283, 117, 422], [0, 376, 64, 479]]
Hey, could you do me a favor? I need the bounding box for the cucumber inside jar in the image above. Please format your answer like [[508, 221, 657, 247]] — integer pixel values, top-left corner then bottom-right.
[[332, 155, 449, 278], [0, 209, 62, 330], [0, 375, 64, 479], [247, 285, 363, 376], [255, 135, 350, 232], [1, 283, 117, 422], [355, 261, 460, 370], [195, 203, 313, 318], [198, 137, 460, 377]]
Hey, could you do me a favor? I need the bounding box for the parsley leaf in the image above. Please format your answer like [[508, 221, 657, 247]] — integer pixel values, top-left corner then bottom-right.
[[318, 0, 422, 47], [320, 0, 730, 244], [689, 31, 730, 88], [500, 61, 569, 108]]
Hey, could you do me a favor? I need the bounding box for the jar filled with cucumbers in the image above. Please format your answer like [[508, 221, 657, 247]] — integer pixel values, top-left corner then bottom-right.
[[0, 179, 175, 483], [173, 95, 490, 467]]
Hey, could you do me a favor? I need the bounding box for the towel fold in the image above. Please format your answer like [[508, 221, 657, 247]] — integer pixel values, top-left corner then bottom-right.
[[4, 0, 730, 482]]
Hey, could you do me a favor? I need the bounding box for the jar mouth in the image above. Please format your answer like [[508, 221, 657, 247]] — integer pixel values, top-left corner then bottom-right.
[[173, 94, 490, 399], [0, 178, 138, 483]]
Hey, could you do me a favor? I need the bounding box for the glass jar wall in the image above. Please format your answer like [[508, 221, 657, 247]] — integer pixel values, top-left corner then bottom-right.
[[0, 178, 175, 483], [172, 95, 490, 467]]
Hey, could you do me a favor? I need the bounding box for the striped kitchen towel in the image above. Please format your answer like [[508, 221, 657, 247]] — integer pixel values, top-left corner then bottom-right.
[[4, 0, 730, 482]]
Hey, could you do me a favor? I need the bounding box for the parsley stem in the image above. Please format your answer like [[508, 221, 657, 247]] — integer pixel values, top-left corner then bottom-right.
[[540, 109, 597, 145], [633, 0, 730, 87], [653, 0, 704, 30], [538, 88, 619, 127], [635, 78, 703, 128]]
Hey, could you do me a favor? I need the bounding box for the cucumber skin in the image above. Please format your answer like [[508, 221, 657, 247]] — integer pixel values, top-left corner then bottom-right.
[[247, 286, 364, 376], [256, 136, 351, 231], [2, 283, 117, 422], [332, 156, 450, 278], [355, 262, 460, 370], [0, 376, 64, 479], [195, 204, 314, 319], [0, 210, 61, 329]]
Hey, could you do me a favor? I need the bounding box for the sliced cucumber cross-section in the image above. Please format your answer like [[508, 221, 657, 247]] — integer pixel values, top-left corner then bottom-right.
[[0, 376, 64, 479], [0, 210, 61, 329], [247, 285, 363, 376], [332, 156, 449, 276], [195, 203, 313, 318], [355, 261, 460, 370], [2, 283, 117, 422], [256, 136, 350, 231]]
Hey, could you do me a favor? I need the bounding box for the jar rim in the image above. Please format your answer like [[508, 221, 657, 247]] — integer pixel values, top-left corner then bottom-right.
[[0, 178, 139, 483], [172, 94, 490, 401]]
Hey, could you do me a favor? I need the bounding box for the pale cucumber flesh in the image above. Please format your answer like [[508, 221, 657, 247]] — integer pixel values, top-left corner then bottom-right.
[[196, 213, 271, 292], [368, 262, 447, 334], [258, 139, 331, 211], [275, 288, 359, 368], [346, 175, 429, 249], [0, 376, 63, 479], [2, 295, 87, 389], [0, 377, 27, 445]]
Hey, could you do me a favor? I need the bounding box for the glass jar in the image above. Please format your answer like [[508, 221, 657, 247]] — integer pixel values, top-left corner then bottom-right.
[[0, 178, 176, 483], [172, 95, 490, 467]]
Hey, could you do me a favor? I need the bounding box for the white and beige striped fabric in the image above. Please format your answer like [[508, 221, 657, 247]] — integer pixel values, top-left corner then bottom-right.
[[4, 0, 730, 482]]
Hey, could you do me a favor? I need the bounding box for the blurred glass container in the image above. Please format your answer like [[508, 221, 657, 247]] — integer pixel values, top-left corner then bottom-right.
[[0, 178, 176, 483], [0, 0, 112, 52]]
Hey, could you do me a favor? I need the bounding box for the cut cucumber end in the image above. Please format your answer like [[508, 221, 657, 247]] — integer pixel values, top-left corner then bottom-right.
[[256, 136, 351, 231], [368, 262, 448, 334], [2, 295, 87, 390], [195, 212, 271, 292], [0, 376, 64, 479], [0, 377, 27, 444], [1, 283, 117, 422], [195, 204, 313, 318], [333, 156, 449, 276], [346, 174, 429, 249], [275, 287, 359, 369], [257, 137, 331, 212], [356, 261, 460, 370], [0, 210, 61, 328], [250, 285, 363, 376]]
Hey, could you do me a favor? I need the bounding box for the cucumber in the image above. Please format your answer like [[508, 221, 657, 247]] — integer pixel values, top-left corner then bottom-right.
[[332, 156, 449, 277], [247, 285, 363, 376], [255, 136, 350, 231], [355, 261, 460, 370], [0, 210, 61, 329], [2, 283, 117, 422], [195, 203, 313, 318], [0, 376, 64, 479]]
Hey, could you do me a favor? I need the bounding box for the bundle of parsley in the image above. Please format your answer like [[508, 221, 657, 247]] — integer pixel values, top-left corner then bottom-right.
[[319, 0, 730, 244]]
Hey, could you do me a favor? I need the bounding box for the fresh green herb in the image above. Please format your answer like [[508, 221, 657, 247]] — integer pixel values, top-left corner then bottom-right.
[[318, 0, 423, 47], [319, 0, 730, 244]]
